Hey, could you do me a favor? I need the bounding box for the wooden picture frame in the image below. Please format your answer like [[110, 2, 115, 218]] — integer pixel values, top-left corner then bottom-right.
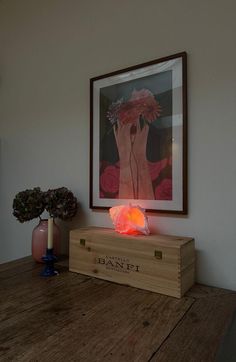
[[90, 52, 187, 214]]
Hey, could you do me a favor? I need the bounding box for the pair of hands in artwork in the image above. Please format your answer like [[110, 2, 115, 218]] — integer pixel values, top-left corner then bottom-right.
[[113, 120, 154, 200], [114, 120, 148, 164]]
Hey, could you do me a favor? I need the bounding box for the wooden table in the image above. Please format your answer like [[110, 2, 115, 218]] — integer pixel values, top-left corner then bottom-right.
[[0, 257, 235, 361]]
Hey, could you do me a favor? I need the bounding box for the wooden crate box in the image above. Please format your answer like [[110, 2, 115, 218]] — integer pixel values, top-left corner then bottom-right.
[[69, 227, 195, 298]]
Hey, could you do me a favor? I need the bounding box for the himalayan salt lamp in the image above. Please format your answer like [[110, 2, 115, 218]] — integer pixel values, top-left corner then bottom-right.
[[109, 204, 150, 235]]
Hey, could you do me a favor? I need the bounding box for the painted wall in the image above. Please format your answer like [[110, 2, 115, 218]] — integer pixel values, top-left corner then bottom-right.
[[0, 0, 236, 290]]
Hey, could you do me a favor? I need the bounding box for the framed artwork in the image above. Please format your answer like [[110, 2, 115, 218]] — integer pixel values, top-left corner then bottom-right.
[[90, 52, 187, 214]]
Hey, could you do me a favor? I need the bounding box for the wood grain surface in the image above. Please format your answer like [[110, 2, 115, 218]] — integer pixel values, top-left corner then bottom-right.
[[70, 228, 195, 298], [0, 256, 235, 362], [151, 294, 236, 362]]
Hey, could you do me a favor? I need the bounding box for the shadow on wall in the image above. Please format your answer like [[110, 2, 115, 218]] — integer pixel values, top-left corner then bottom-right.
[[194, 248, 222, 288]]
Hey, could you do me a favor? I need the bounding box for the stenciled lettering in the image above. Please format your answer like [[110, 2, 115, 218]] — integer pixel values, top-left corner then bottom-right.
[[96, 256, 140, 273], [97, 257, 105, 265]]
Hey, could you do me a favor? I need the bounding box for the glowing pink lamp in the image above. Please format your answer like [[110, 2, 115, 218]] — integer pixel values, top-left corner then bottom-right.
[[109, 204, 150, 235]]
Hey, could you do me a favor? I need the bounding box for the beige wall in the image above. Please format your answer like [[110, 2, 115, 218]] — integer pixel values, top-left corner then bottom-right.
[[0, 0, 236, 290]]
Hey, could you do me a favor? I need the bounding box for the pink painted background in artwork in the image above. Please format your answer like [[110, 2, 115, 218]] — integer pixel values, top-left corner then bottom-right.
[[100, 157, 172, 200]]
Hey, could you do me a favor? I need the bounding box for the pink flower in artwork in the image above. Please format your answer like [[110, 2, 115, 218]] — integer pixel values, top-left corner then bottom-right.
[[155, 179, 172, 200], [107, 88, 161, 126], [130, 89, 161, 122], [148, 158, 169, 181], [118, 101, 140, 125], [100, 165, 119, 194]]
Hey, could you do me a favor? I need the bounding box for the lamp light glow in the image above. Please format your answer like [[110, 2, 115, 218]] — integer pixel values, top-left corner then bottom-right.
[[109, 204, 150, 235]]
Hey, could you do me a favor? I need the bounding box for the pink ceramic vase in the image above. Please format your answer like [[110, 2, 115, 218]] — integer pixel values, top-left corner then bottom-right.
[[32, 219, 60, 263]]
